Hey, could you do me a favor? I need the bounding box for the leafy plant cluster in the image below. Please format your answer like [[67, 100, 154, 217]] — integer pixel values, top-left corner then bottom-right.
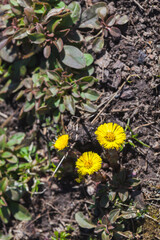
[[0, 128, 51, 223], [79, 2, 129, 53], [75, 169, 144, 240], [0, 0, 81, 63], [14, 67, 99, 121]]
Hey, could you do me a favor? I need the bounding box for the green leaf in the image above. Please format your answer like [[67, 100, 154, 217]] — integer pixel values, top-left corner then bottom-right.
[[47, 19, 61, 33], [117, 231, 133, 238], [17, 0, 31, 8], [28, 32, 46, 44], [81, 102, 97, 113], [0, 197, 7, 207], [0, 206, 11, 223], [116, 15, 129, 25], [6, 155, 18, 163], [16, 90, 25, 101], [5, 188, 23, 201], [79, 2, 108, 29], [7, 163, 18, 172], [0, 80, 11, 94], [45, 7, 65, 21], [84, 53, 94, 67], [0, 232, 13, 240], [7, 132, 25, 146], [0, 44, 17, 63], [0, 178, 8, 193], [108, 209, 120, 224], [118, 190, 129, 202], [121, 211, 137, 219], [49, 87, 59, 97], [1, 151, 12, 158], [106, 15, 116, 27], [53, 38, 63, 52], [109, 191, 116, 201], [24, 100, 35, 112], [84, 89, 99, 101], [14, 28, 28, 40], [0, 133, 6, 151], [101, 231, 110, 240], [68, 1, 81, 24], [75, 212, 96, 229], [109, 27, 121, 38], [92, 37, 104, 53], [43, 45, 51, 59], [62, 45, 86, 69], [59, 101, 65, 113], [53, 109, 60, 123], [9, 202, 31, 221], [64, 95, 75, 115]]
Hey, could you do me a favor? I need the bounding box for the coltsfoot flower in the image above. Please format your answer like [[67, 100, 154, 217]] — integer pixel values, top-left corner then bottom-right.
[[95, 123, 126, 150], [76, 151, 102, 176], [54, 134, 69, 151]]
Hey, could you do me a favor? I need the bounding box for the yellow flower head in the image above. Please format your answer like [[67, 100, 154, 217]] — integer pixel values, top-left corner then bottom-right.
[[54, 134, 69, 151], [95, 123, 126, 150], [76, 151, 102, 176]]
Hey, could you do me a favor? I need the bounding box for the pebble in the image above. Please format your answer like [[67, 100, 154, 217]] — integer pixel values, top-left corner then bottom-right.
[[120, 88, 134, 100], [152, 141, 160, 150], [131, 66, 141, 74], [112, 60, 124, 69]]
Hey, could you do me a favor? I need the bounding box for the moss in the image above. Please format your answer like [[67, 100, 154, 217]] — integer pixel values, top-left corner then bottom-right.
[[143, 205, 160, 240]]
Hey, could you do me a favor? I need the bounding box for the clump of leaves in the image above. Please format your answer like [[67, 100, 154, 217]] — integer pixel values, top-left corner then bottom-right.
[[0, 127, 51, 223], [0, 59, 12, 102], [14, 67, 99, 122], [51, 230, 70, 240], [0, 177, 31, 223], [79, 2, 129, 52], [0, 128, 32, 223], [0, 0, 84, 69], [75, 169, 143, 240]]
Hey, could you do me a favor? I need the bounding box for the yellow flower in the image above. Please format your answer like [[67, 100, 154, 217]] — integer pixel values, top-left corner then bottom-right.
[[76, 151, 102, 176], [54, 134, 69, 151], [95, 123, 126, 150]]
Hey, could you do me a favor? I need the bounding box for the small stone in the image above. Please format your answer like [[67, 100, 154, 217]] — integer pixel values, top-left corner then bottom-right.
[[148, 54, 155, 60], [120, 88, 134, 100], [131, 66, 141, 74], [121, 54, 127, 59], [112, 60, 124, 69], [112, 69, 122, 89], [104, 69, 109, 78], [121, 71, 128, 78], [123, 65, 130, 71], [153, 141, 160, 150]]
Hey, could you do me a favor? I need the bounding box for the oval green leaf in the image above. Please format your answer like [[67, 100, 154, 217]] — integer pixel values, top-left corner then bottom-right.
[[62, 45, 86, 69], [75, 212, 96, 229]]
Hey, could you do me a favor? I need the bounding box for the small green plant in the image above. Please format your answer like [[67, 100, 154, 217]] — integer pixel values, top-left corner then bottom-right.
[[125, 119, 150, 148], [51, 230, 70, 240], [0, 177, 31, 223], [0, 59, 12, 102], [79, 2, 129, 53], [14, 67, 99, 122], [0, 127, 51, 223]]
